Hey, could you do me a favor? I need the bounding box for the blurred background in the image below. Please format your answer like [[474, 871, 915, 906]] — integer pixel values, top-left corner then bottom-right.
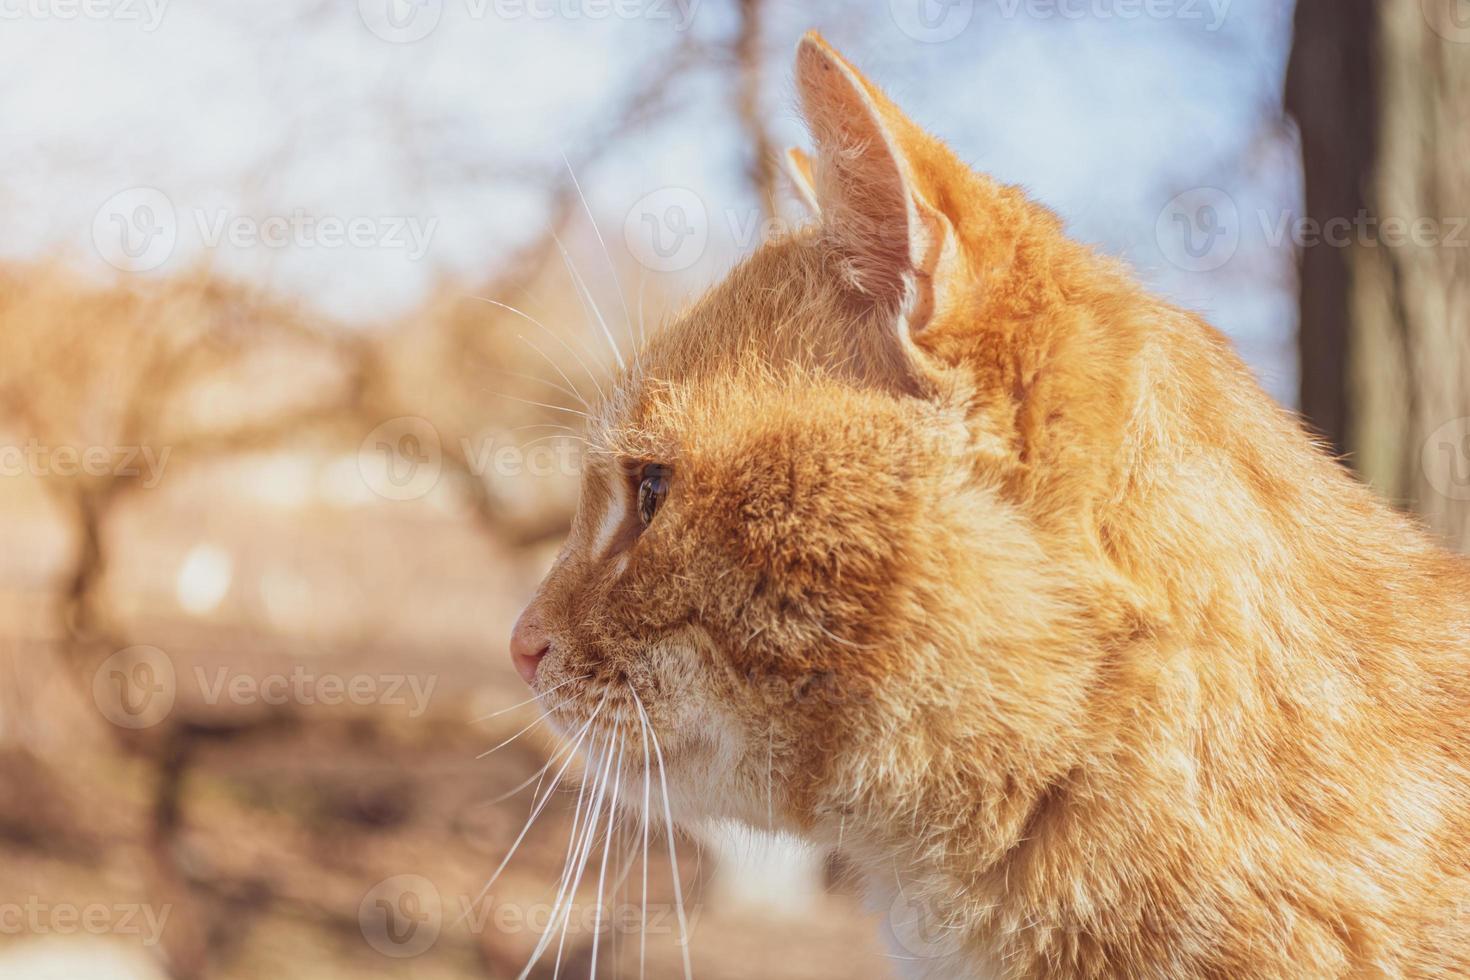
[[0, 0, 1465, 977]]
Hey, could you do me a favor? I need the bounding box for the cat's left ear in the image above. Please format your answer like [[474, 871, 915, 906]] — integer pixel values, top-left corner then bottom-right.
[[793, 32, 962, 358]]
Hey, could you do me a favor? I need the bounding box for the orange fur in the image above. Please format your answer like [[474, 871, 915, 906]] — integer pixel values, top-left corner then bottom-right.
[[514, 32, 1470, 979]]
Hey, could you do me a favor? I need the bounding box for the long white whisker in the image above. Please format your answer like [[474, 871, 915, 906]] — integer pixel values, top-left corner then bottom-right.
[[518, 433, 588, 452], [483, 707, 601, 808], [460, 701, 605, 920], [483, 739, 574, 807], [496, 368, 588, 410], [540, 731, 618, 979], [476, 709, 553, 760], [637, 694, 652, 980], [607, 799, 641, 896], [492, 390, 589, 419], [562, 153, 636, 359], [550, 758, 605, 978], [609, 813, 628, 979], [472, 675, 584, 722], [604, 806, 638, 979], [515, 332, 591, 408], [551, 731, 612, 979], [554, 233, 625, 372], [524, 700, 608, 818], [632, 691, 693, 980], [460, 758, 577, 929], [521, 726, 606, 974], [588, 737, 625, 979], [470, 296, 608, 401]]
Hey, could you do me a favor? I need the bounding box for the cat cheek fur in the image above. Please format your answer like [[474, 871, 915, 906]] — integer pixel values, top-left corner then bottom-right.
[[637, 383, 1108, 836]]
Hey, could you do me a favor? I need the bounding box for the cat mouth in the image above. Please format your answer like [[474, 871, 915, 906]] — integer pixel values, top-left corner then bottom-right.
[[537, 676, 668, 775]]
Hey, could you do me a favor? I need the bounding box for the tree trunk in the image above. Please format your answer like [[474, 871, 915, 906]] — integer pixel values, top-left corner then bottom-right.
[[1287, 0, 1470, 553]]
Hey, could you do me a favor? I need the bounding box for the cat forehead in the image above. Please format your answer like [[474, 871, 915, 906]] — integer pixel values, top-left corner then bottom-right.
[[601, 238, 888, 426], [668, 236, 868, 356]]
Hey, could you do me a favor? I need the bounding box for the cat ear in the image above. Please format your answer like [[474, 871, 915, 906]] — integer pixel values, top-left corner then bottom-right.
[[793, 31, 957, 342], [782, 147, 820, 215]]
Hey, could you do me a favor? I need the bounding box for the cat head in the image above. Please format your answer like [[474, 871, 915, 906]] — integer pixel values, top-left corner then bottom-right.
[[509, 32, 1130, 844]]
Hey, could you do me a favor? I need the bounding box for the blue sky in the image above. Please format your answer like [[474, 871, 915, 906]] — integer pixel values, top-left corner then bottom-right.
[[0, 0, 1300, 400]]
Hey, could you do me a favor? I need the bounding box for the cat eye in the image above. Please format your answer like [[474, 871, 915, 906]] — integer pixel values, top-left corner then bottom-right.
[[637, 464, 670, 526]]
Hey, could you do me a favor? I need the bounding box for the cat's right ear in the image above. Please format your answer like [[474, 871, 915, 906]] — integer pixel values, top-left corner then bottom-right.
[[793, 32, 962, 389]]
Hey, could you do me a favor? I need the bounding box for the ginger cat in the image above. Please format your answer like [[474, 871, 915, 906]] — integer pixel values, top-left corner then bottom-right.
[[508, 32, 1470, 979]]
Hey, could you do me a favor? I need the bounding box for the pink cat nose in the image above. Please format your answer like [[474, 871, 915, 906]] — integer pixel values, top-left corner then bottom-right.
[[509, 609, 551, 685]]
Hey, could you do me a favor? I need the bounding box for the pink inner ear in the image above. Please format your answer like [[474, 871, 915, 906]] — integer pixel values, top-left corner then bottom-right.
[[795, 39, 921, 309]]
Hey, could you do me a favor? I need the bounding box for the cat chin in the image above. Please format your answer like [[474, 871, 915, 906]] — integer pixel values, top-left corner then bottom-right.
[[603, 727, 736, 825]]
